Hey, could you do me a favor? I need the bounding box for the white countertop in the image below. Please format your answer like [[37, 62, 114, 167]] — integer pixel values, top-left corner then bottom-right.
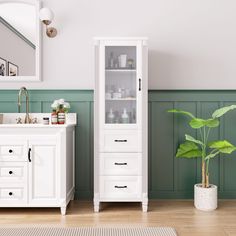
[[0, 124, 76, 128], [0, 113, 77, 128]]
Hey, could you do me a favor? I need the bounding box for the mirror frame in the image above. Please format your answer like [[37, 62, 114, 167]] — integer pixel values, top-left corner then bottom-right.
[[0, 0, 41, 82]]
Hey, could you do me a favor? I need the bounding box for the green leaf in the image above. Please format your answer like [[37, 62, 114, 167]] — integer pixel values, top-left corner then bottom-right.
[[189, 118, 206, 129], [205, 118, 219, 128], [208, 140, 236, 154], [176, 141, 202, 158], [167, 109, 195, 119], [185, 134, 203, 146], [189, 118, 219, 129], [212, 105, 236, 119], [205, 151, 220, 160]]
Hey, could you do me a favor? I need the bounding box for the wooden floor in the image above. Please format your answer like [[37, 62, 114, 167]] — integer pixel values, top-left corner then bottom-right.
[[0, 200, 236, 235]]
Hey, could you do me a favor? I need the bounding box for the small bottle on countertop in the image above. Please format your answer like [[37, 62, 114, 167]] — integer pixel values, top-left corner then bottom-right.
[[51, 109, 58, 125], [58, 105, 65, 125], [43, 117, 50, 125]]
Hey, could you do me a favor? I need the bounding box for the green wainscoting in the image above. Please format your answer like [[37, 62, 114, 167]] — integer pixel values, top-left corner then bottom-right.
[[1, 90, 236, 199], [149, 90, 236, 199]]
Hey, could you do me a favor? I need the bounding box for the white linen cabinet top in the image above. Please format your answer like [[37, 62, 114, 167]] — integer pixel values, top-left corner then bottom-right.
[[94, 38, 148, 212]]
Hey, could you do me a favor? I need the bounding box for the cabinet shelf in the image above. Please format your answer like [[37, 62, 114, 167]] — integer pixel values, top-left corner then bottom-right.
[[106, 69, 136, 72], [106, 98, 136, 101]]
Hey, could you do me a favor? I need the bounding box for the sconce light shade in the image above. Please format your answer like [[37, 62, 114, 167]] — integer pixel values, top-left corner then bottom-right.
[[39, 8, 54, 24], [39, 7, 57, 38]]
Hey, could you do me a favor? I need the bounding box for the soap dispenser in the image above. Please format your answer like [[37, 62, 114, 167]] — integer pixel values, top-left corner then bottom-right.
[[121, 108, 129, 123], [107, 109, 115, 123]]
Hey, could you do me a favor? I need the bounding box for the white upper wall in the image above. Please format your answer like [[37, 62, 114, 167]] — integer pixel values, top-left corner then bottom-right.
[[1, 0, 236, 90]]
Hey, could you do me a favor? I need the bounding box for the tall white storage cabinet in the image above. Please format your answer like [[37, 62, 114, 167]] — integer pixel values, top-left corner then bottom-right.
[[94, 38, 148, 212]]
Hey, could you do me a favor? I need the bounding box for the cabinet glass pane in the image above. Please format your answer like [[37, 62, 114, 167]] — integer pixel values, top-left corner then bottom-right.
[[105, 46, 137, 124]]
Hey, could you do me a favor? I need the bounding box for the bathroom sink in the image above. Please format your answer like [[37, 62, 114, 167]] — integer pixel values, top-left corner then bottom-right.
[[0, 113, 76, 127]]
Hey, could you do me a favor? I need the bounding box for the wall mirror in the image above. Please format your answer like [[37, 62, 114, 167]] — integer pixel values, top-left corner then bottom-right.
[[0, 0, 41, 82]]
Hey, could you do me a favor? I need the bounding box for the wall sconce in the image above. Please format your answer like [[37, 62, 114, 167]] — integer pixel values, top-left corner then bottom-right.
[[39, 8, 57, 38]]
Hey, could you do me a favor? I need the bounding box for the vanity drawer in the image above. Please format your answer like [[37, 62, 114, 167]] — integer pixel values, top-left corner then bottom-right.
[[0, 186, 26, 204], [1, 146, 23, 156], [0, 140, 27, 162], [100, 176, 142, 200], [100, 153, 142, 176], [0, 162, 27, 183], [101, 130, 142, 152]]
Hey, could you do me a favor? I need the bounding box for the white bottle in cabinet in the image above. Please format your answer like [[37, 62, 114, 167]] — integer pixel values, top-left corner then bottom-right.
[[94, 37, 148, 212]]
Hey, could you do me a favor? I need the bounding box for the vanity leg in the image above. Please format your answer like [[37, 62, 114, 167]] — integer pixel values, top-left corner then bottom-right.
[[60, 206, 67, 215], [71, 194, 75, 200]]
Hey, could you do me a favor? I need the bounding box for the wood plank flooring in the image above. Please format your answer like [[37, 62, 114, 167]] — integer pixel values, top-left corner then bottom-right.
[[0, 200, 236, 236]]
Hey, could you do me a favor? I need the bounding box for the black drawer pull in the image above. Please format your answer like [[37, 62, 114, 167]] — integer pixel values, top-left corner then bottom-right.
[[114, 162, 127, 166], [9, 171, 13, 175], [114, 140, 127, 143], [9, 192, 13, 196], [28, 148, 32, 162], [139, 78, 142, 91], [9, 149, 13, 153], [115, 185, 127, 189]]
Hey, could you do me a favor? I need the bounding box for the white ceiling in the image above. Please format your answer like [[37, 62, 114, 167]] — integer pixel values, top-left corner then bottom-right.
[[0, 3, 36, 44]]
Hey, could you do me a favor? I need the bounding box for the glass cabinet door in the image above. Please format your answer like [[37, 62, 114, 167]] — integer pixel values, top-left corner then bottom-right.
[[105, 46, 137, 125]]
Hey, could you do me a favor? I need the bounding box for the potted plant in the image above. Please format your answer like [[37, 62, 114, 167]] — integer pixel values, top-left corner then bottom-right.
[[168, 105, 236, 211]]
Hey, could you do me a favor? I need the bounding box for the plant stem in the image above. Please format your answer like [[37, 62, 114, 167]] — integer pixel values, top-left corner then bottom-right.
[[199, 128, 203, 141], [205, 127, 211, 188], [202, 160, 206, 188], [206, 174, 209, 188], [201, 127, 206, 188], [206, 158, 210, 188], [206, 128, 211, 145]]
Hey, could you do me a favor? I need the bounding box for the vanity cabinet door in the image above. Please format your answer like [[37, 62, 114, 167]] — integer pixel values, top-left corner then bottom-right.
[[28, 137, 59, 205]]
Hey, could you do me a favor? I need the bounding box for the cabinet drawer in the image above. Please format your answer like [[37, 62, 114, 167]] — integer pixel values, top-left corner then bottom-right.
[[0, 162, 27, 183], [101, 130, 142, 152], [100, 176, 142, 200], [100, 153, 142, 176], [1, 146, 23, 155], [0, 141, 27, 162], [0, 186, 26, 204]]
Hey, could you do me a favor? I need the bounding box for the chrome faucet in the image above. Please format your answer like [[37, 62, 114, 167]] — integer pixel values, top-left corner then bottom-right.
[[18, 87, 31, 124]]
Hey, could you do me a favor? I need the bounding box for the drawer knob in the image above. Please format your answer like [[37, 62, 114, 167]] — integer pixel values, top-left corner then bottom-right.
[[9, 149, 13, 153], [114, 140, 127, 143], [9, 171, 13, 175], [114, 162, 127, 166], [9, 192, 13, 196], [115, 185, 127, 189]]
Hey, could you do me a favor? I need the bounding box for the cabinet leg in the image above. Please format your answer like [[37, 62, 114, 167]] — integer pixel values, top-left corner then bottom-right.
[[94, 200, 100, 212], [142, 193, 148, 212], [60, 206, 67, 215], [94, 204, 100, 212], [142, 203, 148, 212], [94, 193, 100, 212], [71, 194, 75, 200]]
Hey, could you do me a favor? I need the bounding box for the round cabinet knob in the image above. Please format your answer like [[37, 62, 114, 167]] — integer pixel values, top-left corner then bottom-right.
[[9, 149, 13, 153], [9, 192, 13, 196], [9, 171, 13, 175]]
